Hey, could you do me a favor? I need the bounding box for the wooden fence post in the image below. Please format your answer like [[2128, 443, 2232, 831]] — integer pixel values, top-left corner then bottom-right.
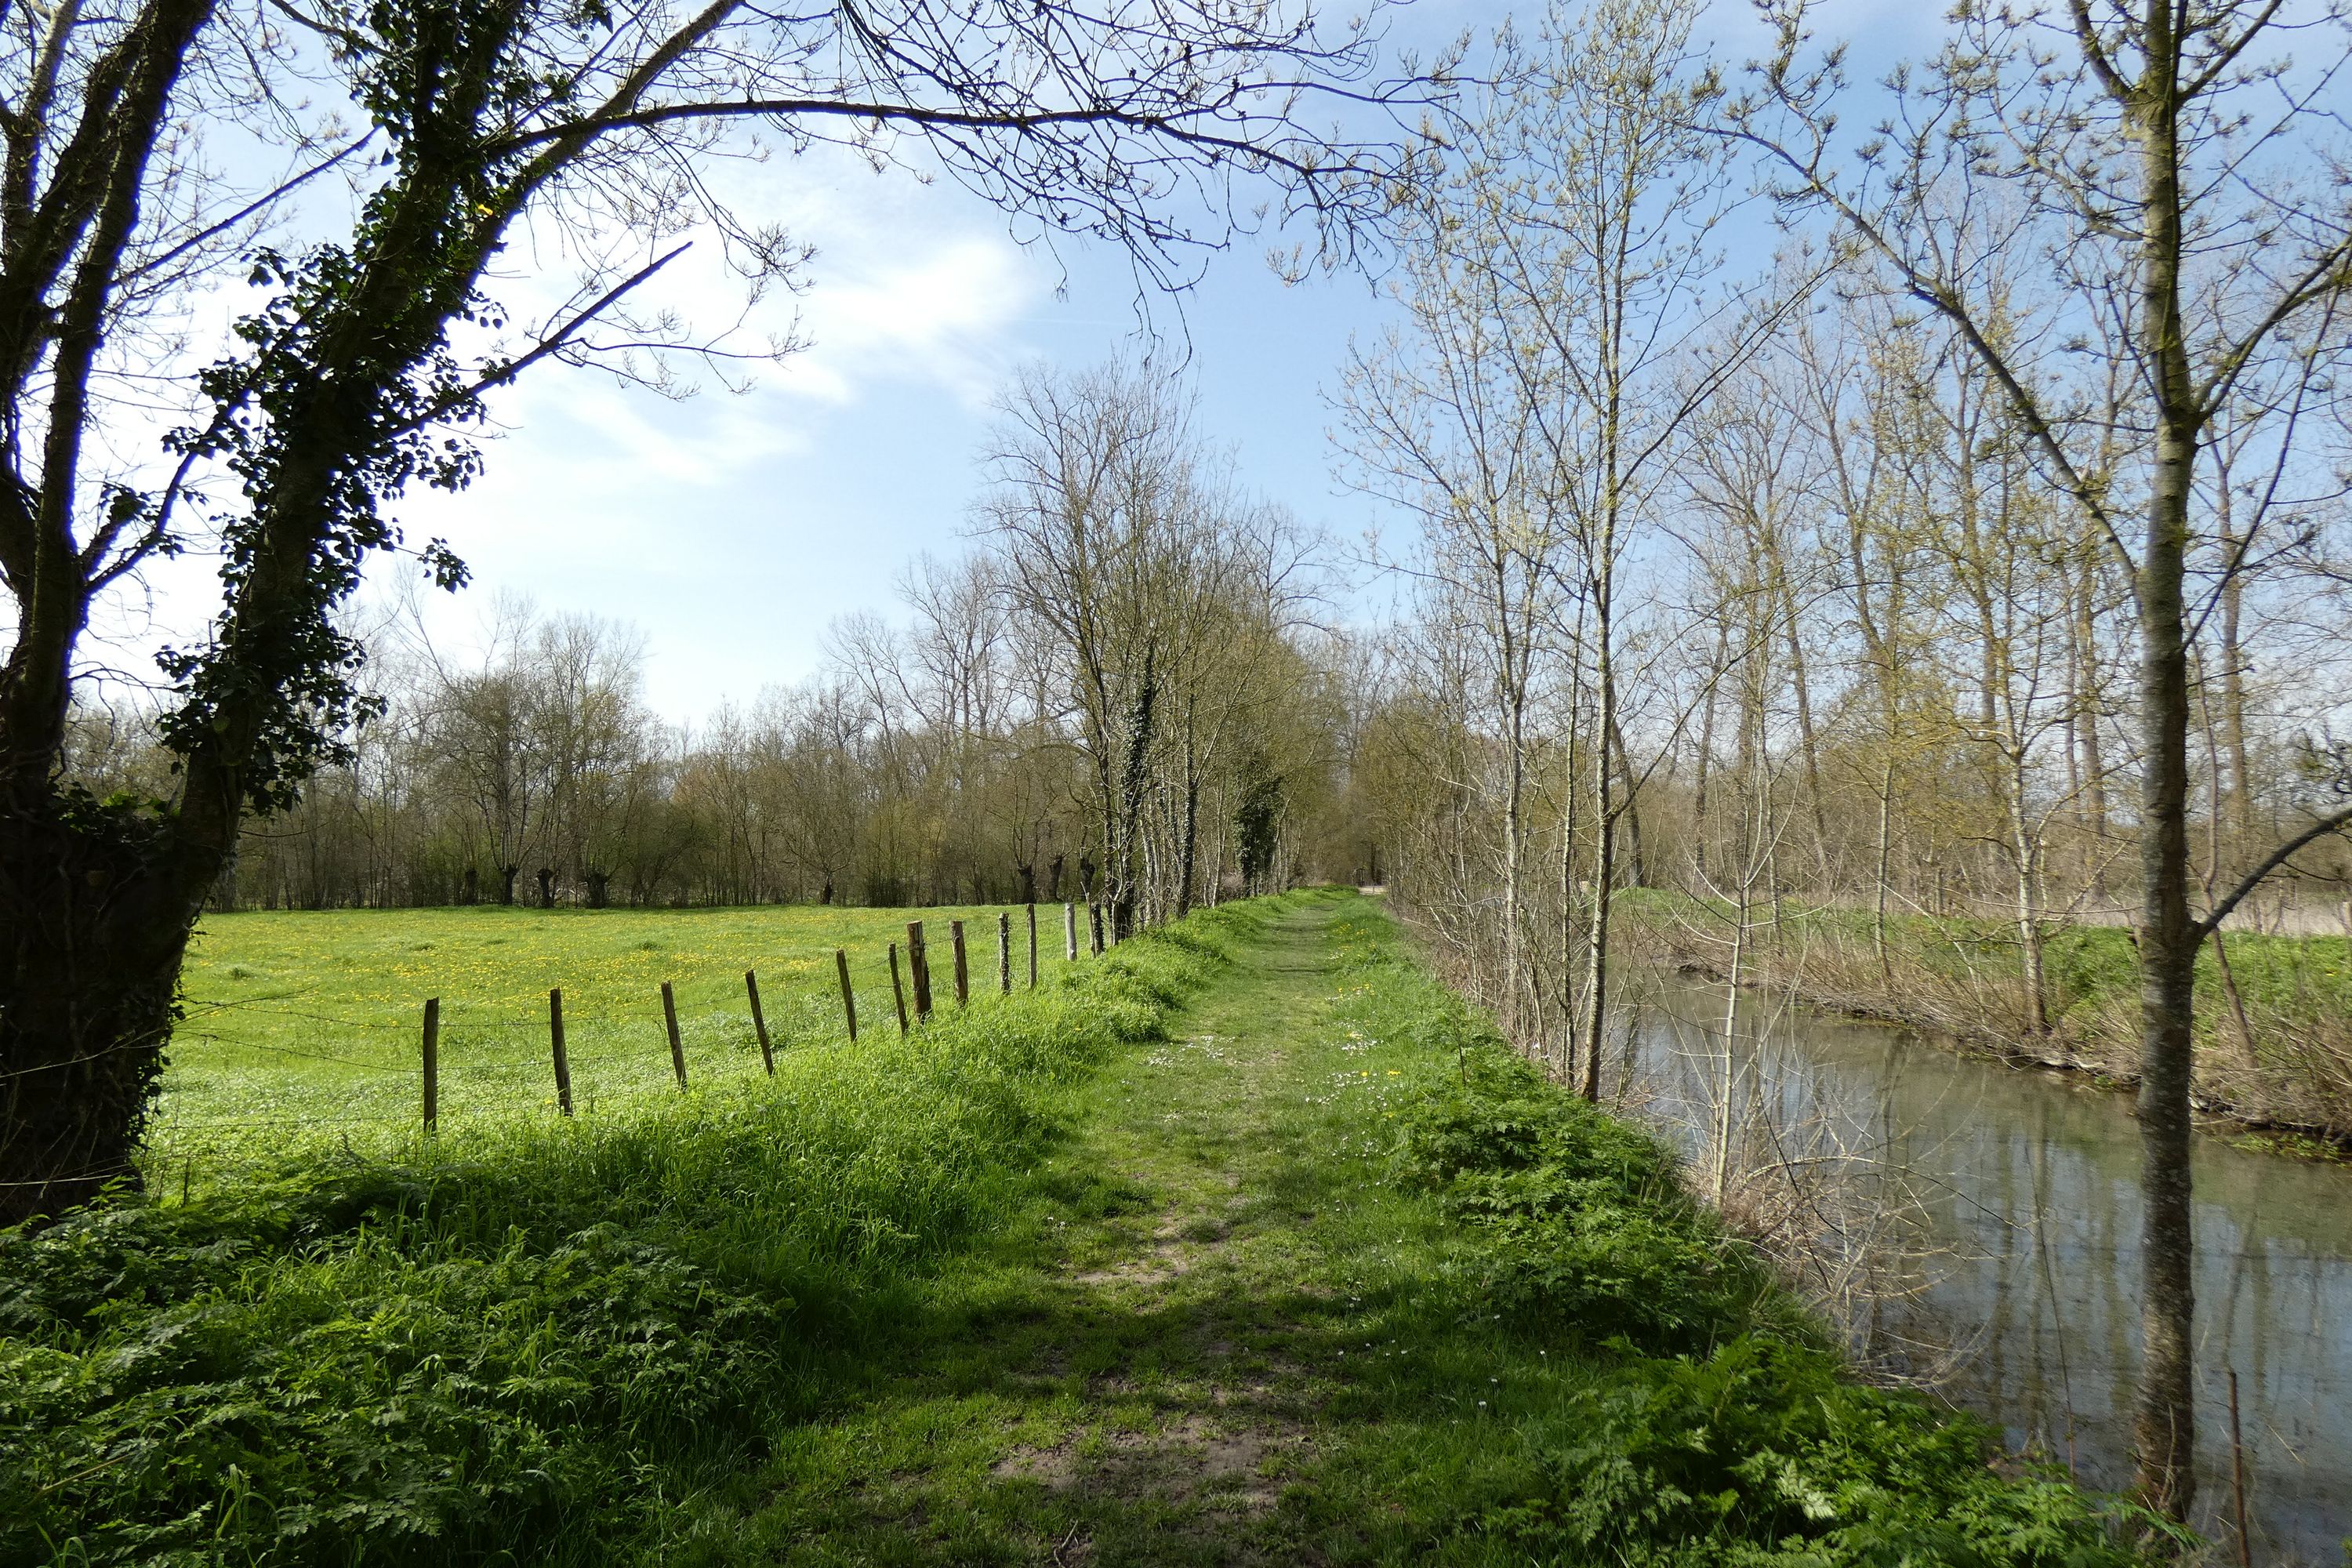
[[950, 919, 970, 1005], [836, 947, 858, 1041], [1089, 902, 1105, 956], [1064, 902, 1077, 961], [888, 942, 909, 1034], [998, 911, 1012, 994], [422, 997, 440, 1133], [746, 970, 775, 1075], [549, 989, 573, 1116], [1026, 903, 1038, 988], [907, 921, 933, 1018], [662, 980, 687, 1087]]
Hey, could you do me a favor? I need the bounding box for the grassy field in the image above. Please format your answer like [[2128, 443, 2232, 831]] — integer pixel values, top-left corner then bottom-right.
[[160, 902, 1086, 1185], [2, 894, 2156, 1566]]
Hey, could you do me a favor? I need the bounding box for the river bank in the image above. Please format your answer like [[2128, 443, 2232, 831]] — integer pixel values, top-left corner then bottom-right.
[[1608, 972, 2352, 1566], [1613, 892, 2352, 1153]]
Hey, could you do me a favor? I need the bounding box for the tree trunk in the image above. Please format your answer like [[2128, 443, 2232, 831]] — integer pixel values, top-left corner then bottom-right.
[[1558, 760, 1582, 1087], [2076, 533, 2112, 897], [2217, 508, 2252, 848], [1582, 609, 1616, 1104], [0, 0, 223, 1224], [1177, 766, 1200, 918], [1113, 652, 1156, 941], [2128, 42, 2200, 1521], [1608, 710, 1647, 888], [1769, 544, 1831, 881], [1580, 208, 1632, 1098], [1873, 760, 1896, 984], [1501, 670, 1527, 1042], [1692, 616, 1727, 881], [2006, 762, 2049, 1035], [0, 800, 214, 1224]]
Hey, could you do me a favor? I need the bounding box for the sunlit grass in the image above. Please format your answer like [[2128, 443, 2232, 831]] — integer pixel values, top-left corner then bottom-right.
[[158, 902, 1087, 1187]]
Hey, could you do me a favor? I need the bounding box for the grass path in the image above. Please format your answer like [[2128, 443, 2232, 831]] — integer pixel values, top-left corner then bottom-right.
[[702, 894, 1472, 1565]]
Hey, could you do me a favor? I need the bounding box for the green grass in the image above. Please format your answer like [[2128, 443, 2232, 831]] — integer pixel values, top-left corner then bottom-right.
[[5, 897, 1245, 1566], [0, 894, 2155, 1566], [161, 902, 1083, 1186]]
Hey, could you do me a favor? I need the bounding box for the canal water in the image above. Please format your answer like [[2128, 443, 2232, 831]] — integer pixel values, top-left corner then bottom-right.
[[1622, 978, 2352, 1565]]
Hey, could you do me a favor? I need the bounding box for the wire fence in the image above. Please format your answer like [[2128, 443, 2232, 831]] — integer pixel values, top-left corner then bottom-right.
[[150, 904, 1114, 1163]]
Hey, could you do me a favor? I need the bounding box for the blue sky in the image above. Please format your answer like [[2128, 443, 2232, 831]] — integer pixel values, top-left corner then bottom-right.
[[94, 0, 1941, 724], [388, 157, 1423, 718]]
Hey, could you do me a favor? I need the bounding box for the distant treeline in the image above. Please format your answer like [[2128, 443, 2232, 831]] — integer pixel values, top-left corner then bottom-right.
[[70, 365, 1353, 923]]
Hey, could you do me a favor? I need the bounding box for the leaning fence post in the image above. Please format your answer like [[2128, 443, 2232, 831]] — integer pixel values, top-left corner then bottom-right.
[[422, 997, 441, 1133], [549, 989, 573, 1116], [662, 980, 687, 1087], [888, 942, 909, 1034], [998, 911, 1012, 995], [836, 947, 858, 1041], [906, 921, 933, 1019], [1064, 902, 1078, 961], [746, 970, 775, 1075], [1026, 903, 1038, 989], [950, 919, 971, 1005]]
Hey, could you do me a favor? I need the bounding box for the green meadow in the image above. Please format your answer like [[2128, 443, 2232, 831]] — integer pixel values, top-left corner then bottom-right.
[[160, 902, 1084, 1182]]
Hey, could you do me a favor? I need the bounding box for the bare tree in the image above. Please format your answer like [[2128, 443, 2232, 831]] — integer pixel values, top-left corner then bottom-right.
[[1335, 162, 1570, 1043]]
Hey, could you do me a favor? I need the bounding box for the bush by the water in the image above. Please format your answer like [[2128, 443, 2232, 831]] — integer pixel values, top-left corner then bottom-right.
[[0, 902, 1269, 1566]]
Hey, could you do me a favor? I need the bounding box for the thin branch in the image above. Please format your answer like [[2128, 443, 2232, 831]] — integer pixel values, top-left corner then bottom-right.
[[376, 242, 692, 442], [2195, 805, 2352, 938]]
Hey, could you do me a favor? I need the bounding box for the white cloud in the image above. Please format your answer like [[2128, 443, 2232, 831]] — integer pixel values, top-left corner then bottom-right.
[[80, 140, 1054, 713], [770, 234, 1039, 408]]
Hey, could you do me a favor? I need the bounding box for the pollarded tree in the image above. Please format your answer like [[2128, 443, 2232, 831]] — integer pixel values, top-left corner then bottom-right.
[[0, 0, 1441, 1220]]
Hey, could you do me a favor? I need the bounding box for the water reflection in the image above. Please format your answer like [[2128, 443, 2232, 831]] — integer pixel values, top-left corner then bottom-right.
[[1625, 977, 2352, 1565]]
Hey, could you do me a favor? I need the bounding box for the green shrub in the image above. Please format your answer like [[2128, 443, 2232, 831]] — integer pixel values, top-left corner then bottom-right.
[[1482, 1338, 2151, 1566], [1392, 1026, 1762, 1355]]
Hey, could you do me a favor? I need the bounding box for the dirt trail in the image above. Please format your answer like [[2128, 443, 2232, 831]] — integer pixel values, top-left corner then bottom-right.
[[978, 912, 1345, 1562]]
